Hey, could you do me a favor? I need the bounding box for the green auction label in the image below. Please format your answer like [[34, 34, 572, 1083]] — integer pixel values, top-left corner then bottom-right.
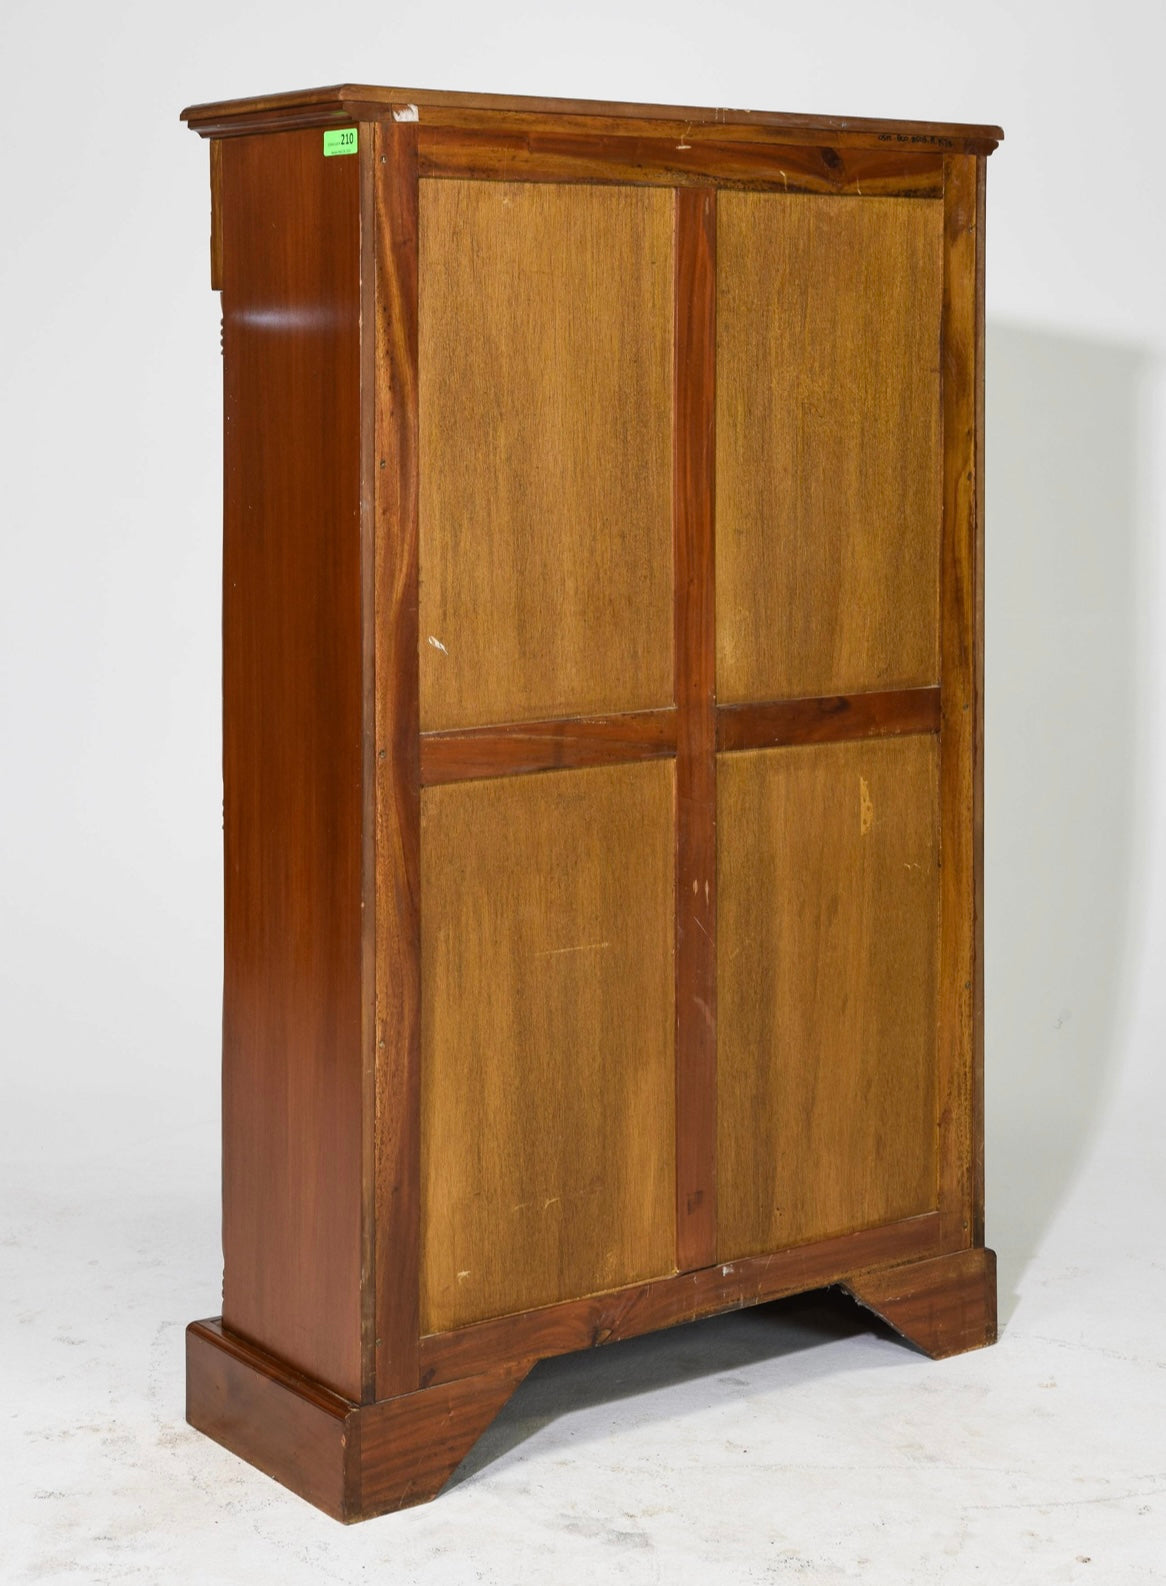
[[323, 127, 358, 157]]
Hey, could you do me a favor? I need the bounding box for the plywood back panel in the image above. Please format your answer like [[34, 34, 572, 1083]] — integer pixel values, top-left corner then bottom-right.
[[420, 761, 676, 1332], [717, 736, 939, 1259], [716, 192, 943, 702], [418, 180, 674, 731]]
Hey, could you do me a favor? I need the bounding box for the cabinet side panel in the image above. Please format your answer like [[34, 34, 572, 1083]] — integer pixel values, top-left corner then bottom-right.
[[219, 128, 364, 1400], [717, 737, 939, 1259], [936, 153, 984, 1246], [372, 119, 422, 1401]]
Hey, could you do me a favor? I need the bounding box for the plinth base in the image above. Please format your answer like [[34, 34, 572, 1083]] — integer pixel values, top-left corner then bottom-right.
[[187, 1246, 997, 1521], [186, 1321, 531, 1522]]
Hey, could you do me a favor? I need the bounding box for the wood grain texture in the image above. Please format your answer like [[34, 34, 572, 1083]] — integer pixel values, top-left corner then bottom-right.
[[181, 85, 1003, 152], [209, 137, 223, 289], [420, 708, 677, 784], [219, 128, 364, 1401], [372, 119, 422, 1399], [673, 188, 718, 1273], [842, 1246, 997, 1358], [187, 1319, 530, 1522], [716, 688, 941, 753], [419, 761, 676, 1332], [936, 154, 983, 1248], [410, 109, 997, 157], [418, 129, 943, 195], [357, 127, 378, 1401], [717, 738, 940, 1260], [187, 1320, 357, 1520], [189, 107, 1001, 159], [973, 157, 988, 1249], [419, 1212, 944, 1386], [358, 1362, 532, 1517], [716, 192, 944, 703], [417, 178, 674, 730]]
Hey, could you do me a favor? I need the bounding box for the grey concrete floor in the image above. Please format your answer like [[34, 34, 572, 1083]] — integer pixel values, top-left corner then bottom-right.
[[3, 1061, 1164, 1585]]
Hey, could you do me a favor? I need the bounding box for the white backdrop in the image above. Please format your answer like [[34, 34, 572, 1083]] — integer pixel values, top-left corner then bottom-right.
[[2, 2, 1164, 1579]]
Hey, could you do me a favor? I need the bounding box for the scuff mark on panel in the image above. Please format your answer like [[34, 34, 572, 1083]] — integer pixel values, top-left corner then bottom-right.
[[536, 940, 610, 958], [859, 775, 874, 835]]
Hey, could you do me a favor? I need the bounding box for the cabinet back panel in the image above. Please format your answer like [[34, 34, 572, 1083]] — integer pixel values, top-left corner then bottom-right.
[[419, 761, 676, 1332], [417, 179, 675, 731], [716, 192, 943, 703], [716, 736, 939, 1259]]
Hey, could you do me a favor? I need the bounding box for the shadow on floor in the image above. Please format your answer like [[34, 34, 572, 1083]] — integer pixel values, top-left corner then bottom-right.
[[446, 1286, 899, 1487], [984, 322, 1153, 1318]]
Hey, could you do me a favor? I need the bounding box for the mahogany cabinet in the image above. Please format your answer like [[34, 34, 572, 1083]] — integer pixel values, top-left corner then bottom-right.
[[180, 83, 1002, 1522]]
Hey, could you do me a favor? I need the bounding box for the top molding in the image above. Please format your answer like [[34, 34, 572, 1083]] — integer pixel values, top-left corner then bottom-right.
[[180, 84, 1003, 154]]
